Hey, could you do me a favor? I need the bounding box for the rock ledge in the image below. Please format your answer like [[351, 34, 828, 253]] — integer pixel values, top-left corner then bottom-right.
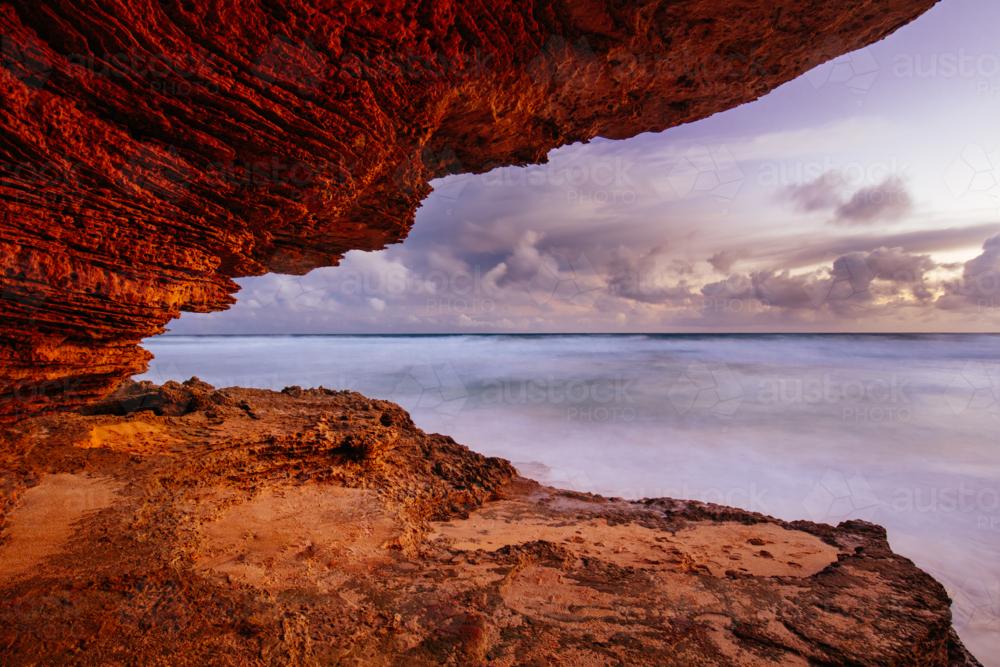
[[0, 382, 981, 666]]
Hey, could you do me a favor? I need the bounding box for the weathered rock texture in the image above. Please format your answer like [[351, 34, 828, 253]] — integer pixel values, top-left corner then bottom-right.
[[0, 383, 982, 665], [0, 0, 940, 422]]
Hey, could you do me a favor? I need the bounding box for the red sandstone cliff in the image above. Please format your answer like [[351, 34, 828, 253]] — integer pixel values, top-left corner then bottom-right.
[[0, 0, 939, 422]]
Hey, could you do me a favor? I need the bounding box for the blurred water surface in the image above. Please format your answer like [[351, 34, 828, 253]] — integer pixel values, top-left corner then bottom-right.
[[138, 333, 1000, 662]]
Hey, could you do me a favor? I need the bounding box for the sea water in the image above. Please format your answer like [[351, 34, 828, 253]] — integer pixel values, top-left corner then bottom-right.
[[136, 333, 1000, 663]]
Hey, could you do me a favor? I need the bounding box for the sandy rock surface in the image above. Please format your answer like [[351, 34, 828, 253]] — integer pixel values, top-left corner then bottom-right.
[[0, 381, 982, 666]]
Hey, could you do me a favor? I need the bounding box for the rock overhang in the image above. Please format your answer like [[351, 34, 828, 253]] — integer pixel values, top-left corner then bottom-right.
[[0, 0, 941, 422]]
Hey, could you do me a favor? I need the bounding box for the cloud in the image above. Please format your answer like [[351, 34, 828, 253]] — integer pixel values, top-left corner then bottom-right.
[[728, 117, 900, 164], [167, 234, 985, 333], [777, 223, 1000, 269], [963, 233, 1000, 276], [833, 176, 913, 225], [937, 233, 1000, 309], [780, 172, 913, 225], [607, 244, 696, 304], [707, 250, 747, 273], [157, 71, 1000, 337], [697, 245, 942, 319], [500, 231, 548, 283], [702, 270, 819, 311], [781, 174, 844, 213], [860, 246, 936, 300]]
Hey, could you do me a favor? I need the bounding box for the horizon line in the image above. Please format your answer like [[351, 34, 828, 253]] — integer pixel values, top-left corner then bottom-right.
[[152, 331, 1000, 337]]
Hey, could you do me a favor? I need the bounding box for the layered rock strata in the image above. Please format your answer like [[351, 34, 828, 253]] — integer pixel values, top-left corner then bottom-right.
[[0, 0, 940, 422], [0, 382, 982, 665]]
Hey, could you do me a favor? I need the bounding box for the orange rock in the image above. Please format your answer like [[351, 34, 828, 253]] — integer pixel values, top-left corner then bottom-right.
[[0, 383, 982, 665]]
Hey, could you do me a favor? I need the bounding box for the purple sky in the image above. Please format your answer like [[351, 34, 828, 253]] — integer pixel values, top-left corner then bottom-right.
[[171, 0, 1000, 334]]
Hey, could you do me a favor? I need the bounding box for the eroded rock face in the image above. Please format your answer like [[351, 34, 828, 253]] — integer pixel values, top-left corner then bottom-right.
[[0, 384, 982, 665], [0, 0, 940, 422]]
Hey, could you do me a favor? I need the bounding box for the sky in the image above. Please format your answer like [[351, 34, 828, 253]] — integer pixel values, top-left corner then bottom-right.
[[170, 0, 1000, 335]]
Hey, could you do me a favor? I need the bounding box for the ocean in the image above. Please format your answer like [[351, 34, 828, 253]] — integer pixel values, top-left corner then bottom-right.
[[136, 333, 1000, 662]]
